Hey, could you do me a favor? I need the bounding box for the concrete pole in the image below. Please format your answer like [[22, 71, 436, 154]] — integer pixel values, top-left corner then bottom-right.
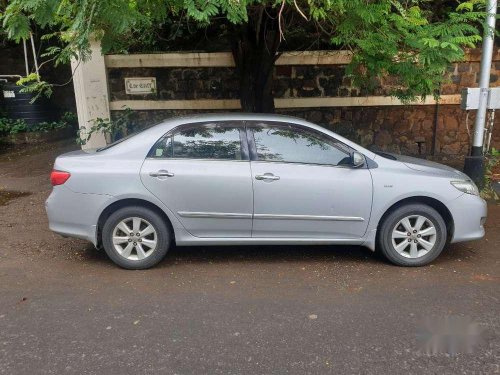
[[29, 32, 40, 81], [464, 0, 497, 186], [71, 38, 109, 150], [22, 40, 29, 76], [471, 0, 497, 155]]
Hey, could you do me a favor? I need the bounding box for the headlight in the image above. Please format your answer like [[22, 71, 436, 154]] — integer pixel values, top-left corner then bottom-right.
[[450, 180, 479, 196]]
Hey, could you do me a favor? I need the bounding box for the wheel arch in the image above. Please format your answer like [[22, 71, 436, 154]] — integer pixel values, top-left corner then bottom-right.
[[377, 196, 454, 242], [96, 198, 176, 248]]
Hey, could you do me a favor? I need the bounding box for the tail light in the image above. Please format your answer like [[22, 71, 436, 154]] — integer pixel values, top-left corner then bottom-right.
[[50, 170, 71, 186]]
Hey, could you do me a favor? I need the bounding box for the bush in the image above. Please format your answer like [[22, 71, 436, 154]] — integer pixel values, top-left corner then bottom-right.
[[76, 108, 135, 145], [61, 111, 78, 125], [0, 112, 77, 136], [0, 118, 28, 135], [482, 148, 499, 201]]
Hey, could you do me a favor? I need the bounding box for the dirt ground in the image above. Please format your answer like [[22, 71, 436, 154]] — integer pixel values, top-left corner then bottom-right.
[[0, 140, 499, 374]]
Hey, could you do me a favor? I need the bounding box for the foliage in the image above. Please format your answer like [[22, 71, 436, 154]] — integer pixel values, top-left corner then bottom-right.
[[61, 111, 78, 124], [481, 147, 499, 201], [0, 0, 488, 104], [1, 0, 168, 63], [0, 118, 27, 135], [76, 107, 135, 145], [35, 120, 70, 132], [0, 111, 77, 136], [16, 73, 54, 103], [325, 1, 485, 101]]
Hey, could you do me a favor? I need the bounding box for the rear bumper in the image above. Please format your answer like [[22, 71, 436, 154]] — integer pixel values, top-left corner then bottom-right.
[[45, 186, 112, 245], [448, 193, 487, 243]]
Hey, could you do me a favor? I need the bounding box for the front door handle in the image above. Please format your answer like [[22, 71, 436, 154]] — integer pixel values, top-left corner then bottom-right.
[[149, 170, 175, 178], [255, 173, 280, 181]]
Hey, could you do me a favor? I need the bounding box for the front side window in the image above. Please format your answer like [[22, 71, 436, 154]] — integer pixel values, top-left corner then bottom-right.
[[251, 123, 351, 166], [150, 123, 244, 160]]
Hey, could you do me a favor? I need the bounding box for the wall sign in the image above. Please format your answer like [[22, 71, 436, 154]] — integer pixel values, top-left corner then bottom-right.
[[125, 77, 156, 95], [3, 90, 15, 98]]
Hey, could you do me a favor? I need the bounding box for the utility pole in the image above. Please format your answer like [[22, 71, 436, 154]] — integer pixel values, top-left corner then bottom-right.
[[464, 0, 498, 186]]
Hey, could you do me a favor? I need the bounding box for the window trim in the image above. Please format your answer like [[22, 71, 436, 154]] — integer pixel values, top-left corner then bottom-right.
[[245, 126, 258, 161], [147, 121, 250, 161], [246, 121, 354, 167]]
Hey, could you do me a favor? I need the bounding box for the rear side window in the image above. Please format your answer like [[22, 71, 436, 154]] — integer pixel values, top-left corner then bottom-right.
[[251, 123, 351, 166], [150, 122, 244, 160], [97, 121, 161, 152]]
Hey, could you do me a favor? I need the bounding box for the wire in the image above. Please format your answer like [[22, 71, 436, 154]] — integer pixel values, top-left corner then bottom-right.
[[465, 110, 470, 139]]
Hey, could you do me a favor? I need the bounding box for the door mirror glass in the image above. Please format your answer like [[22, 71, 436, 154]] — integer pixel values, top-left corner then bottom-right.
[[351, 152, 365, 168]]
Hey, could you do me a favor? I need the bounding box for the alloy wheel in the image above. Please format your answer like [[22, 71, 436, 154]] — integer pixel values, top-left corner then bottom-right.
[[112, 217, 158, 261], [391, 215, 437, 259]]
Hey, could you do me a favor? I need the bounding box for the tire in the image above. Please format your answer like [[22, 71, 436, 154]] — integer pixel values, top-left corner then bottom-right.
[[102, 206, 171, 269], [377, 204, 447, 267]]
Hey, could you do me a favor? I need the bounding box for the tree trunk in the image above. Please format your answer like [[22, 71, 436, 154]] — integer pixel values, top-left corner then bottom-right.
[[230, 7, 281, 113]]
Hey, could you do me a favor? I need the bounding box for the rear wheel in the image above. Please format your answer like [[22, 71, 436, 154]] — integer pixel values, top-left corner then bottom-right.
[[377, 204, 447, 266], [102, 206, 170, 269]]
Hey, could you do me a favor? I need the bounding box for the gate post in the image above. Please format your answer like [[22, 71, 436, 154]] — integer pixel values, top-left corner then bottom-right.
[[71, 38, 109, 149]]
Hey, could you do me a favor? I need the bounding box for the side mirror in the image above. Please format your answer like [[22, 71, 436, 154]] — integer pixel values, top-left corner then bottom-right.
[[351, 151, 365, 168]]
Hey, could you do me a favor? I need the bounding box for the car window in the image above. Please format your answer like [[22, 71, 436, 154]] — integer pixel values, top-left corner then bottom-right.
[[150, 123, 244, 160], [251, 123, 351, 166], [97, 121, 161, 152]]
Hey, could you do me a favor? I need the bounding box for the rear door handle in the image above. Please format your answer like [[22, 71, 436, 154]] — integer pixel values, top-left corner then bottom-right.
[[149, 170, 174, 178], [255, 173, 280, 181]]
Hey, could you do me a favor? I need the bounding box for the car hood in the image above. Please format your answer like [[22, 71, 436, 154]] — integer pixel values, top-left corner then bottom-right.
[[384, 153, 469, 179]]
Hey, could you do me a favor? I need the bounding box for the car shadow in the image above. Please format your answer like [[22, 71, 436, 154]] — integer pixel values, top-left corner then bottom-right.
[[80, 243, 379, 268], [78, 240, 477, 269], [166, 244, 377, 264]]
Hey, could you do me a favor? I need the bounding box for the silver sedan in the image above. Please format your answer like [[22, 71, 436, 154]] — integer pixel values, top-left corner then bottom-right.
[[46, 114, 487, 269]]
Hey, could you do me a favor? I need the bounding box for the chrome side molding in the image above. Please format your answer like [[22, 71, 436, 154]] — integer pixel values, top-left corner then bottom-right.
[[177, 211, 364, 222], [254, 214, 365, 222], [177, 211, 252, 219]]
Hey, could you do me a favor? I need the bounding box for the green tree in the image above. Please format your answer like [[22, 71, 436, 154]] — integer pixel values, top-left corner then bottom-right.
[[1, 0, 485, 113]]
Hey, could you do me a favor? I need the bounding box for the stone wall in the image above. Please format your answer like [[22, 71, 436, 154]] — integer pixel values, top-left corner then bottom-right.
[[280, 106, 476, 158], [108, 67, 239, 101], [108, 49, 500, 159]]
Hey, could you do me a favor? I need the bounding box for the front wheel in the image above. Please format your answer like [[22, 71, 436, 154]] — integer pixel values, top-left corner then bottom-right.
[[102, 206, 171, 269], [377, 204, 447, 267]]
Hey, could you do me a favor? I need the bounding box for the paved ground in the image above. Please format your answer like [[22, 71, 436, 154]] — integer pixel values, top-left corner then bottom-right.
[[0, 140, 498, 374]]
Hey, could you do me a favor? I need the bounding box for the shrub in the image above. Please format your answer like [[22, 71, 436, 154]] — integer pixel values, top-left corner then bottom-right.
[[0, 112, 77, 136], [482, 148, 499, 201], [76, 108, 135, 145]]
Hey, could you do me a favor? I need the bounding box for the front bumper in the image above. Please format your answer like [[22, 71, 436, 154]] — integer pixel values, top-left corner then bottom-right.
[[45, 186, 112, 245], [447, 193, 487, 243]]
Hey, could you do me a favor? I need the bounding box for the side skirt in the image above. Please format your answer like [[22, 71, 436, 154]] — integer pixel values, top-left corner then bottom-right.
[[175, 237, 366, 247], [172, 227, 376, 250]]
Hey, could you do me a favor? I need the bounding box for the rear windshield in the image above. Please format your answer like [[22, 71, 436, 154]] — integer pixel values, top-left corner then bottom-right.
[[97, 121, 161, 152]]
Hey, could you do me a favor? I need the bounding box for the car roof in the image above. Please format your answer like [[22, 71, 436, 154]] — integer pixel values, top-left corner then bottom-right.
[[102, 112, 376, 160], [158, 113, 312, 126]]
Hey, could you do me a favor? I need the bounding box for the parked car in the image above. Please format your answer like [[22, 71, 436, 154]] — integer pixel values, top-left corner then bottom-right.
[[46, 114, 487, 269]]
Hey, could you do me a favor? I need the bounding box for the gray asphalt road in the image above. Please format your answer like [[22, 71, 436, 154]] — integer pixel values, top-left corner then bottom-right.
[[0, 141, 498, 374]]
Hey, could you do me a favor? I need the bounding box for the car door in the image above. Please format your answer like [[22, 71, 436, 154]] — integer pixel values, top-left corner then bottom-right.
[[140, 121, 253, 238], [248, 122, 373, 239]]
